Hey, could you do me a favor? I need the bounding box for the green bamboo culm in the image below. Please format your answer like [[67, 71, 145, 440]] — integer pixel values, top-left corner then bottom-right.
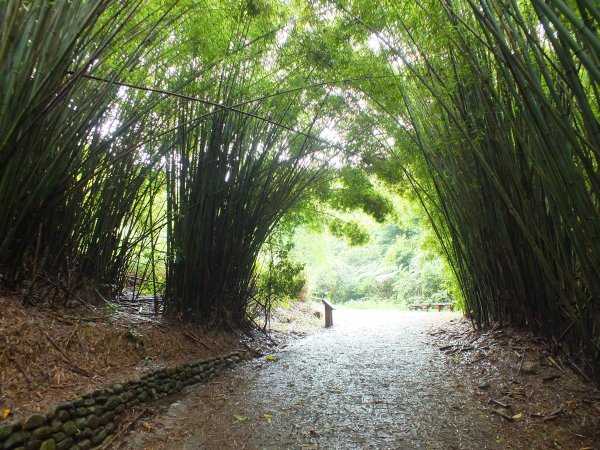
[[344, 0, 600, 379], [164, 87, 327, 327], [0, 0, 179, 293]]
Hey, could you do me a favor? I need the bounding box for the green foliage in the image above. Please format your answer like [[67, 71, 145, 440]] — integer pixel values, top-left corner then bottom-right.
[[257, 234, 307, 302], [327, 217, 370, 246], [294, 200, 456, 307], [324, 0, 600, 378], [3, 0, 599, 381]]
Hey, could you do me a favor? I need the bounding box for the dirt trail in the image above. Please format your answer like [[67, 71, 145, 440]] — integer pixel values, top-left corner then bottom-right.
[[119, 310, 586, 449], [120, 311, 508, 450]]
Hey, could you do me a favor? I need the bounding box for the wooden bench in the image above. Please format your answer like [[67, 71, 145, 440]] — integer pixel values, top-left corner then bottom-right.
[[409, 304, 429, 311], [409, 303, 454, 311], [432, 302, 454, 311], [322, 298, 335, 328]]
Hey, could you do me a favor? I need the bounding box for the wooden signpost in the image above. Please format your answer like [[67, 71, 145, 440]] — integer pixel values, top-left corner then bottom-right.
[[322, 298, 335, 328]]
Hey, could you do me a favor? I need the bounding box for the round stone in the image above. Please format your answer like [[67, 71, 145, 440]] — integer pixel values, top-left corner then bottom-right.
[[32, 426, 52, 440], [86, 415, 100, 430], [62, 421, 77, 437], [39, 439, 56, 450], [24, 414, 46, 430]]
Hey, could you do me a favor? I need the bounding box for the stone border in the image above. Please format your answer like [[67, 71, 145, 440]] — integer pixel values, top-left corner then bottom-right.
[[0, 352, 247, 450]]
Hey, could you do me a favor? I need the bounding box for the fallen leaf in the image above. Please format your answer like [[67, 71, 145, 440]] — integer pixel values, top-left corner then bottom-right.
[[263, 413, 272, 424], [234, 414, 249, 422], [512, 412, 523, 420], [330, 389, 342, 393], [265, 355, 278, 361], [309, 429, 320, 437], [2, 409, 10, 419], [142, 422, 152, 431]]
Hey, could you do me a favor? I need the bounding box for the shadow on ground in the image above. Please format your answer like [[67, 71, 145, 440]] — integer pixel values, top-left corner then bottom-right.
[[119, 309, 598, 449]]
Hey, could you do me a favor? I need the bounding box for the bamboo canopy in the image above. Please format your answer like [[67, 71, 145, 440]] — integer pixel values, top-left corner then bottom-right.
[[0, 0, 599, 380]]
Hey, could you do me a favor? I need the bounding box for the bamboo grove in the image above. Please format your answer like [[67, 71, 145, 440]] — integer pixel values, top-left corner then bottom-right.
[[332, 0, 600, 379], [1, 0, 599, 379], [0, 0, 335, 326]]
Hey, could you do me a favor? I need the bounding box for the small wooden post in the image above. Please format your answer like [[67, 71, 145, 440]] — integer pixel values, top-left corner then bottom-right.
[[322, 298, 334, 328]]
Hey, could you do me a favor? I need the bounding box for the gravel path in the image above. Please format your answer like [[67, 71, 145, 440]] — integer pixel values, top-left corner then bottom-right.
[[121, 310, 514, 449]]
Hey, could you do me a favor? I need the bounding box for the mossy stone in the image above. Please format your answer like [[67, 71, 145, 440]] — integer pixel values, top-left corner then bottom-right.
[[49, 421, 62, 434], [39, 440, 55, 450], [79, 428, 92, 439], [56, 410, 69, 423], [85, 415, 100, 430], [61, 422, 77, 437], [31, 426, 52, 440], [51, 433, 65, 444], [55, 438, 73, 450], [0, 425, 13, 440], [105, 397, 121, 410], [45, 406, 58, 422], [2, 431, 25, 448], [24, 415, 46, 431], [99, 412, 115, 426], [25, 440, 41, 450], [90, 428, 107, 445]]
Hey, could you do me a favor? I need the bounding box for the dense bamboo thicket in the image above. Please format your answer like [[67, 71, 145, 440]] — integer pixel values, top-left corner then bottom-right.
[[0, 0, 176, 290], [2, 0, 598, 378], [0, 0, 335, 325], [164, 91, 328, 326], [341, 0, 600, 377]]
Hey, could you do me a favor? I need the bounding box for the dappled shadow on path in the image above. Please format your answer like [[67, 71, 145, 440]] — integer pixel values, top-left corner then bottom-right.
[[120, 310, 520, 449]]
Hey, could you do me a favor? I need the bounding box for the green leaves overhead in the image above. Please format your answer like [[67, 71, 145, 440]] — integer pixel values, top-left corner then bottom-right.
[[327, 168, 393, 223], [320, 0, 600, 379]]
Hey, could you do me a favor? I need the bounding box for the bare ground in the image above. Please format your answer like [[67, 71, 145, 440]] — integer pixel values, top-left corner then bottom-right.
[[116, 310, 600, 450], [2, 299, 599, 449], [0, 294, 322, 423]]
